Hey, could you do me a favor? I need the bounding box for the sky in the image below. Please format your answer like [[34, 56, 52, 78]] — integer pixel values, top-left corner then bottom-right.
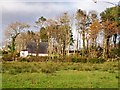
[[0, 0, 119, 48]]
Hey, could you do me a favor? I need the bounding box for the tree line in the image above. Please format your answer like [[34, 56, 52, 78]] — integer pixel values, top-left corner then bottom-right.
[[3, 6, 120, 60]]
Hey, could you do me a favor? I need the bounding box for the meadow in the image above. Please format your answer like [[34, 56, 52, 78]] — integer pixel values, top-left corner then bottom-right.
[[1, 61, 119, 88]]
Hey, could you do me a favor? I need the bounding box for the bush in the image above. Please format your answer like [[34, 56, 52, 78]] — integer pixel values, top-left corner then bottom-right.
[[18, 56, 49, 62], [2, 61, 118, 75], [88, 58, 105, 63], [19, 58, 28, 62], [5, 62, 40, 74], [71, 56, 87, 63], [110, 48, 120, 58], [71, 57, 78, 63], [2, 54, 13, 61], [2, 50, 8, 54], [27, 56, 48, 62]]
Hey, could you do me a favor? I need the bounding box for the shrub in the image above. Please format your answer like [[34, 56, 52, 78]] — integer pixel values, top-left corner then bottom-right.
[[2, 54, 12, 61], [110, 48, 120, 58], [58, 57, 64, 62], [2, 50, 8, 54], [19, 58, 28, 62], [28, 56, 48, 62], [79, 57, 87, 63], [18, 56, 49, 62], [71, 57, 87, 63], [88, 58, 105, 63], [71, 57, 78, 63]]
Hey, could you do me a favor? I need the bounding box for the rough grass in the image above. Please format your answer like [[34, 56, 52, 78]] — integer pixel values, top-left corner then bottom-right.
[[2, 70, 118, 88], [1, 61, 119, 88], [2, 61, 118, 74]]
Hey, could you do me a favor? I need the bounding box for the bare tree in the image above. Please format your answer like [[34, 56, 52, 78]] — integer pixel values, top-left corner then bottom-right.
[[5, 22, 29, 59], [75, 9, 88, 56], [45, 19, 59, 59], [58, 12, 72, 57]]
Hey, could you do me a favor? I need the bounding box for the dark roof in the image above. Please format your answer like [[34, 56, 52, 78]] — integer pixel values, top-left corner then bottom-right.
[[26, 42, 48, 54], [21, 49, 28, 51]]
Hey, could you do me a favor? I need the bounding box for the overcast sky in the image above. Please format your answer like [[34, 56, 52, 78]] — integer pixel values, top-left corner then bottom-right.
[[0, 0, 119, 47]]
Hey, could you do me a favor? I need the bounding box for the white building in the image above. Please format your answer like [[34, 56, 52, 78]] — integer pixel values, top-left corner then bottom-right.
[[20, 42, 48, 57]]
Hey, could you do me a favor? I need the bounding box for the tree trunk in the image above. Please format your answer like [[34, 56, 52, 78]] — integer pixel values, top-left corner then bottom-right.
[[103, 35, 107, 59], [36, 40, 39, 56], [48, 36, 52, 60], [11, 37, 15, 54], [113, 34, 117, 48], [86, 38, 89, 57], [76, 35, 79, 56], [67, 45, 69, 56], [63, 40, 66, 58], [94, 38, 97, 48], [106, 36, 110, 58], [82, 30, 85, 57]]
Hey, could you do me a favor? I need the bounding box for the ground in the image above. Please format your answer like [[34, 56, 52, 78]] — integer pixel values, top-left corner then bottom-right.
[[1, 61, 119, 88]]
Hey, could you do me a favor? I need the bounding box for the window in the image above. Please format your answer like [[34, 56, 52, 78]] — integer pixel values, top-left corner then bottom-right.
[[22, 52, 24, 55]]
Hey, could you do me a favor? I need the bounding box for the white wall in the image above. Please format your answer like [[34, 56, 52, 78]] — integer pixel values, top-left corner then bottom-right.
[[29, 53, 48, 56], [20, 51, 48, 57], [20, 51, 28, 57], [38, 54, 48, 56]]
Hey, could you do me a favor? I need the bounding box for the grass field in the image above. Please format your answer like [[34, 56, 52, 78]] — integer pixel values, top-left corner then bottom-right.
[[1, 61, 119, 88]]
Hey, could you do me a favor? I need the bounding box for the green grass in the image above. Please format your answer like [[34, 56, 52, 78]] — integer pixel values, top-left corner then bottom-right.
[[2, 70, 118, 88], [1, 61, 119, 88]]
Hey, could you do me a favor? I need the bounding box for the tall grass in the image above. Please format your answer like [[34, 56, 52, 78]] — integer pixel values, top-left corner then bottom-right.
[[2, 61, 118, 74]]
